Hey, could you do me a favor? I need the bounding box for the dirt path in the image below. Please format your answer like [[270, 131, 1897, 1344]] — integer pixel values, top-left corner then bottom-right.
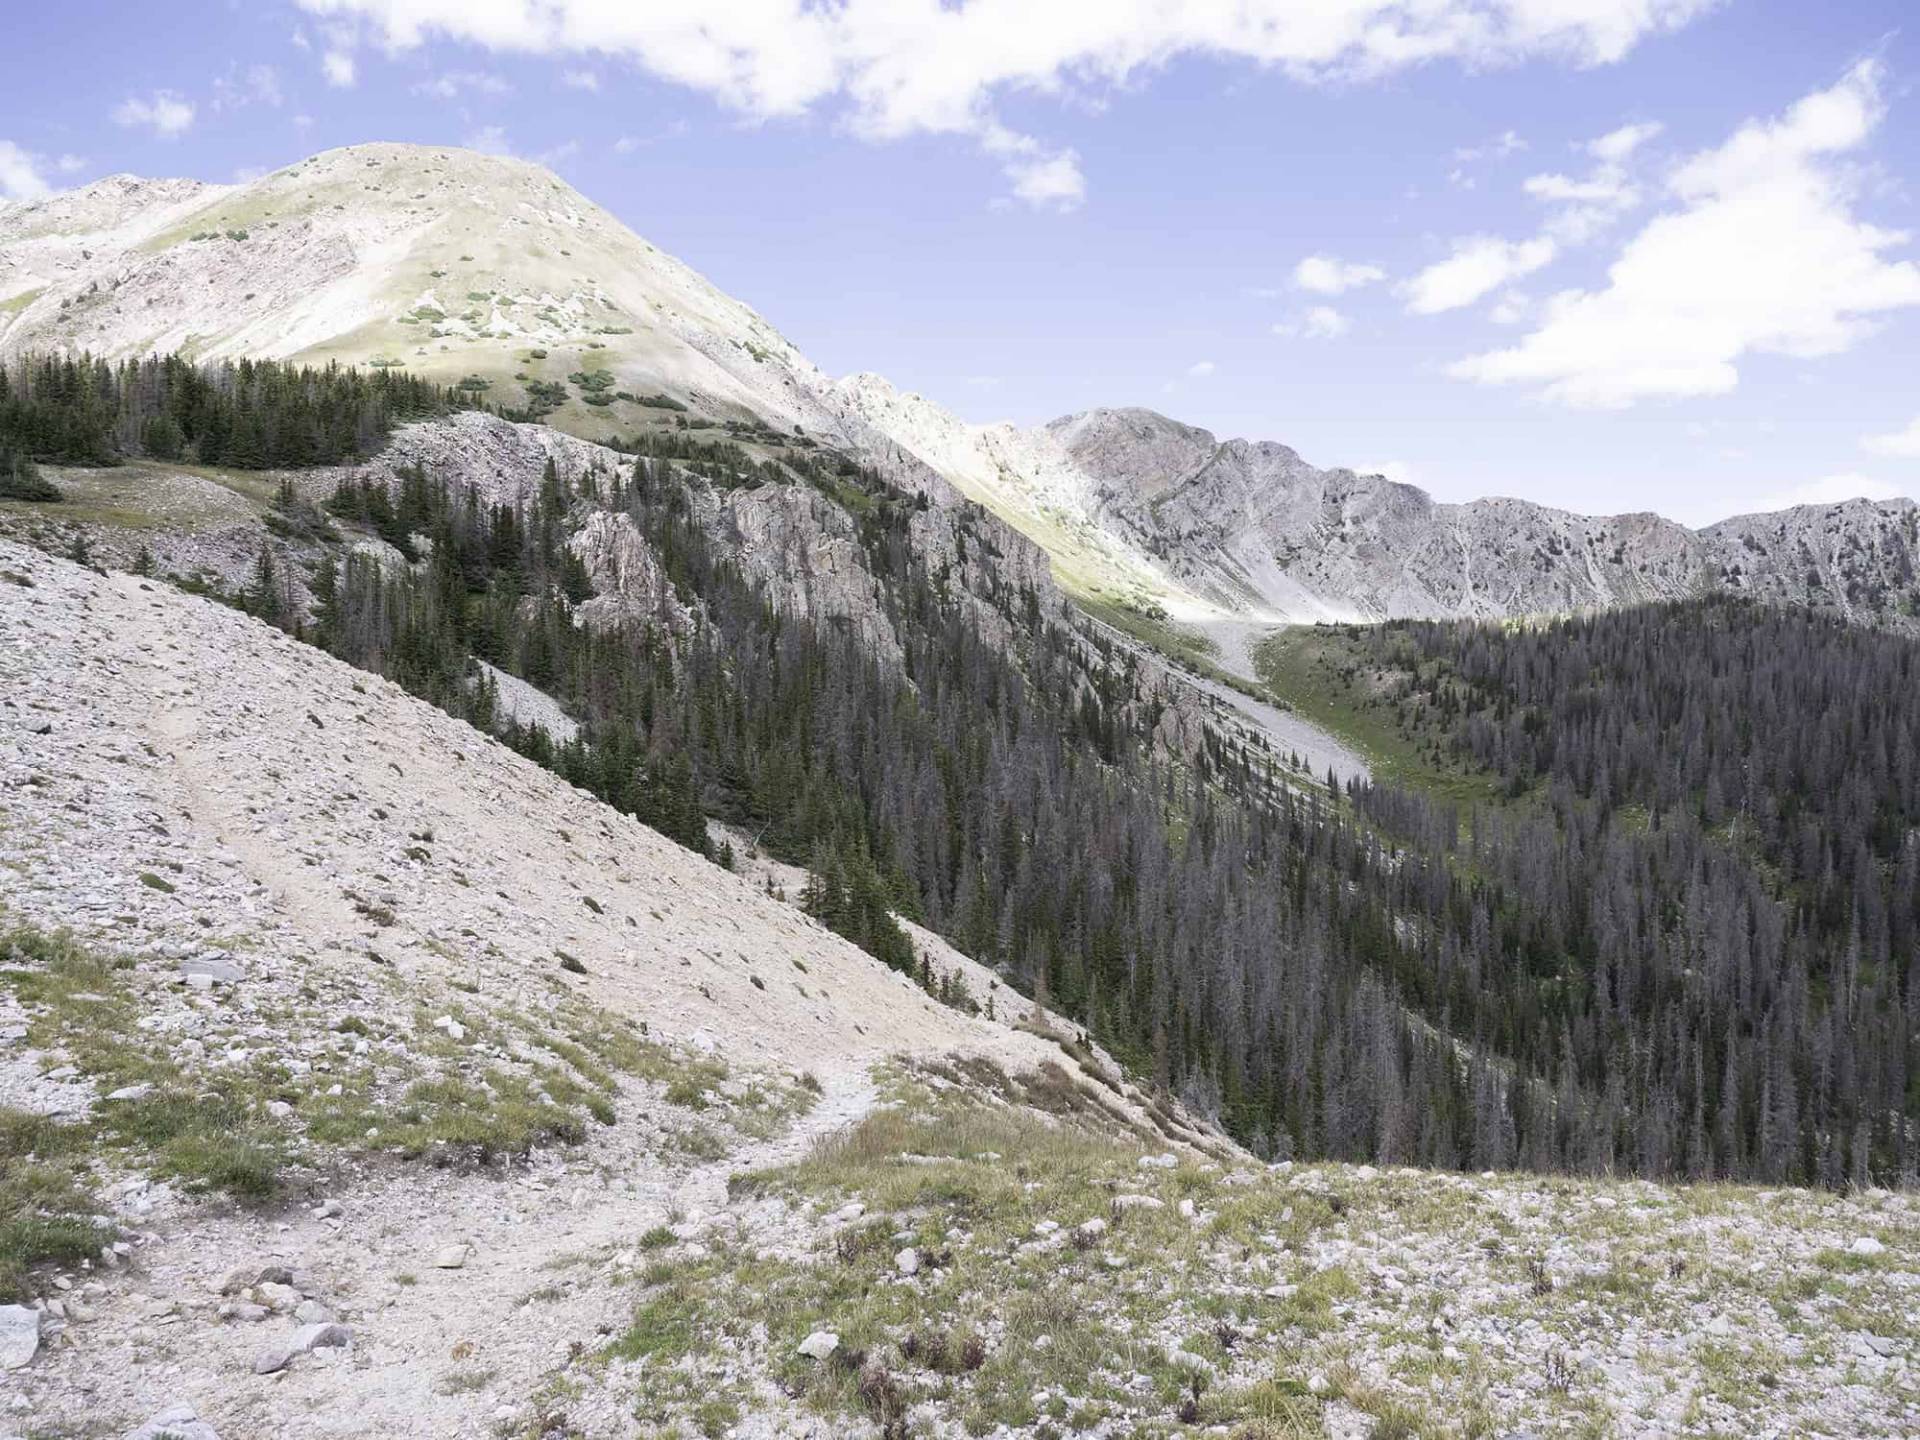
[[34, 1061, 879, 1439]]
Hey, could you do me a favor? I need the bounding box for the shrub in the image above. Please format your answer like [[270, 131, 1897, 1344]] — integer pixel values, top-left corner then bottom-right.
[[0, 447, 60, 502]]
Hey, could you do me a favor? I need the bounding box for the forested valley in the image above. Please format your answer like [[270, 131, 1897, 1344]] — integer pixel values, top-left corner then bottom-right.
[[30, 346, 1910, 1189], [214, 415, 1916, 1190]]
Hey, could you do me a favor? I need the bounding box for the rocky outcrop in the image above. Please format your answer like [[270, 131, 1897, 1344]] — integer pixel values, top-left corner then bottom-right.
[[844, 386, 1920, 636], [725, 483, 902, 664], [566, 510, 694, 636]]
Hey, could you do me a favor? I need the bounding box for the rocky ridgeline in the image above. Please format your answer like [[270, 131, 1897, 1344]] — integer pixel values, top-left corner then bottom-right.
[[833, 378, 1920, 639]]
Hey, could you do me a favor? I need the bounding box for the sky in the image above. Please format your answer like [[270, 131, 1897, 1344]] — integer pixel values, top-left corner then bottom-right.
[[3, 1, 1919, 526]]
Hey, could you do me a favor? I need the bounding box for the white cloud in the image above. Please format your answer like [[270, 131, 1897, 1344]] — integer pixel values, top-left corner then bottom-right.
[[323, 49, 357, 87], [1523, 171, 1632, 205], [0, 141, 52, 201], [1452, 62, 1920, 407], [1862, 416, 1920, 458], [1404, 235, 1556, 314], [112, 90, 196, 139], [215, 63, 284, 111], [1186, 360, 1217, 378], [1304, 305, 1350, 338], [1488, 290, 1530, 325], [1273, 305, 1353, 339], [1521, 119, 1663, 243], [54, 154, 86, 174], [293, 0, 1711, 204], [1588, 120, 1662, 162], [562, 69, 600, 91], [1360, 458, 1420, 487], [1002, 149, 1085, 212], [613, 120, 689, 154], [1452, 129, 1527, 163], [415, 70, 511, 100], [1293, 254, 1385, 295], [464, 125, 512, 156], [1751, 473, 1907, 513]]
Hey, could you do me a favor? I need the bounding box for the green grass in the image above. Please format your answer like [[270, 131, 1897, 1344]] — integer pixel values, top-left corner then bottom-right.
[[1254, 626, 1506, 805], [0, 1108, 104, 1301]]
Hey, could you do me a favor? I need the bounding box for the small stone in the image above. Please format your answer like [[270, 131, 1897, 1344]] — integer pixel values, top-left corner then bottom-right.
[[797, 1330, 839, 1361], [252, 1321, 351, 1374], [1165, 1344, 1214, 1377], [312, 1199, 344, 1220], [432, 1014, 467, 1041], [1076, 1218, 1108, 1240], [1307, 1373, 1330, 1396], [0, 1304, 41, 1370], [105, 1083, 154, 1102], [433, 1244, 470, 1269], [1848, 1236, 1885, 1257], [257, 1283, 300, 1311], [179, 956, 244, 986], [894, 1247, 921, 1276], [293, 1300, 335, 1325], [121, 1413, 219, 1440], [217, 1264, 291, 1296], [1112, 1194, 1164, 1213], [123, 1403, 221, 1440], [1138, 1152, 1179, 1170]]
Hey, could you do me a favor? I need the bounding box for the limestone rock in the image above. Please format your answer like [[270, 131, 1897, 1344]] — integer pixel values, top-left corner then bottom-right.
[[0, 1304, 40, 1370], [797, 1330, 838, 1361]]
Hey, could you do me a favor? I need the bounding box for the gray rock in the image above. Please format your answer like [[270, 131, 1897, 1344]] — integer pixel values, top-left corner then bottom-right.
[[122, 1404, 221, 1439], [0, 1304, 40, 1370], [894, 1247, 921, 1276], [179, 956, 244, 985], [293, 1300, 335, 1325], [797, 1330, 839, 1361], [252, 1321, 351, 1375], [433, 1244, 470, 1269]]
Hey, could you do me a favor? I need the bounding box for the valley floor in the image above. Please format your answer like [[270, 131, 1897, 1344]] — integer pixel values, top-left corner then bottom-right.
[[1, 541, 1916, 1440]]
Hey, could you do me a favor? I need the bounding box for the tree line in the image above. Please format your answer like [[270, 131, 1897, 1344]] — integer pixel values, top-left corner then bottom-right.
[[0, 352, 460, 470]]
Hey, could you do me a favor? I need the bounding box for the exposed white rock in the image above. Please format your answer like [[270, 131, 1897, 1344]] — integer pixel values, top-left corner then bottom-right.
[[0, 1304, 40, 1370], [122, 1404, 220, 1440], [797, 1330, 839, 1361], [252, 1321, 351, 1375]]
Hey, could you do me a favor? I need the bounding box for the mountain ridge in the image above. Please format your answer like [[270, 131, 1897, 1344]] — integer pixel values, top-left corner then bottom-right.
[[6, 143, 1917, 646]]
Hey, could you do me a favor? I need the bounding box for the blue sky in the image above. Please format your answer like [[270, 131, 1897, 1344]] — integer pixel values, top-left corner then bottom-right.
[[4, 1, 1919, 525]]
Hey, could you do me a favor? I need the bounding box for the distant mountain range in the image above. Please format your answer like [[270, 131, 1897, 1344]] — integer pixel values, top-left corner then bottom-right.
[[6, 142, 1916, 645]]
